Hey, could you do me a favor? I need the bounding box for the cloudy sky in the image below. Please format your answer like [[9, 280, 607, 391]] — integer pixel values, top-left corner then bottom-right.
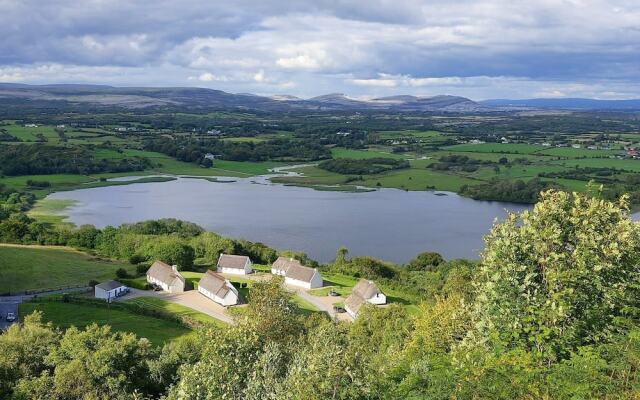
[[0, 0, 639, 100]]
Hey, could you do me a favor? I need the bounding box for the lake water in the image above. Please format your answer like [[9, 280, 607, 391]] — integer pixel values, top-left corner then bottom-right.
[[48, 177, 531, 263]]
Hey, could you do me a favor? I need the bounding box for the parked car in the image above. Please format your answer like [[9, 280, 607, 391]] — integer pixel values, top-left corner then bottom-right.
[[328, 290, 339, 297], [6, 312, 16, 322], [333, 306, 346, 313]]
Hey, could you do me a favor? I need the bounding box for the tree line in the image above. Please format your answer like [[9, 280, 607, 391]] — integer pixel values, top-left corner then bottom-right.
[[0, 145, 149, 176], [318, 157, 410, 175], [143, 137, 331, 164]]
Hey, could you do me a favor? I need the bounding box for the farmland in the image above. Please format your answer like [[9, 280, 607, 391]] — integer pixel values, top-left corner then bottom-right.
[[1, 109, 640, 206]]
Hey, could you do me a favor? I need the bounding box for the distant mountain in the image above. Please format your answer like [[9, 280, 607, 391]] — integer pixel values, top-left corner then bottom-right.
[[0, 83, 490, 113], [482, 98, 640, 110]]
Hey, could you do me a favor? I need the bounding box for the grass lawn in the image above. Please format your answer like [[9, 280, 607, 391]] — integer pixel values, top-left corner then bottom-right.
[[291, 295, 321, 315], [19, 301, 192, 345], [125, 296, 225, 327], [0, 245, 135, 294]]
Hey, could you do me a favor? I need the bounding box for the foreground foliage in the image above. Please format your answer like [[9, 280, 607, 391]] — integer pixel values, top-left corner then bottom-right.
[[3, 190, 640, 399]]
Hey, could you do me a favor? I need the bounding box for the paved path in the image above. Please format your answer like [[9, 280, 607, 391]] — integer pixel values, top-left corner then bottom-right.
[[291, 287, 352, 321], [118, 288, 234, 324]]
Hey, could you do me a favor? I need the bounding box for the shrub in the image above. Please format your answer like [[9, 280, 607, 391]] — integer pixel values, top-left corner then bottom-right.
[[115, 268, 129, 279]]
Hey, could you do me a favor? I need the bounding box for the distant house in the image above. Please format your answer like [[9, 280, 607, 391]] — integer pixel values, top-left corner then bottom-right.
[[271, 256, 300, 276], [204, 153, 216, 160], [345, 279, 386, 319], [94, 280, 127, 302], [271, 256, 323, 289], [572, 144, 582, 149], [198, 270, 239, 306], [24, 123, 38, 128], [146, 261, 185, 293], [217, 254, 252, 275]]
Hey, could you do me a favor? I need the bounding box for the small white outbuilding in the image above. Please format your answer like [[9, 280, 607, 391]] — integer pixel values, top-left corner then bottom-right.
[[94, 280, 128, 302]]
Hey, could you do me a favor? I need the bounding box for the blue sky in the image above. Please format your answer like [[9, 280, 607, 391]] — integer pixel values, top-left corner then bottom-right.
[[0, 0, 638, 100]]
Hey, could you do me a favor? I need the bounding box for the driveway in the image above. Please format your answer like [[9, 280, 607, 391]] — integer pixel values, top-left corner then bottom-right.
[[118, 288, 234, 324], [291, 287, 352, 321]]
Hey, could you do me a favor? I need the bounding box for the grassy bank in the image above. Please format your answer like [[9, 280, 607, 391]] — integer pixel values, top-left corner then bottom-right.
[[0, 245, 135, 294], [19, 301, 192, 344]]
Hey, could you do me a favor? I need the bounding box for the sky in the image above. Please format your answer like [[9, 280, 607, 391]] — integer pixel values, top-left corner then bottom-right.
[[0, 0, 639, 100]]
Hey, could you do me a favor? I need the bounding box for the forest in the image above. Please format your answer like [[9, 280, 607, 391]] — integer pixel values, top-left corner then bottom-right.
[[0, 145, 149, 176], [143, 137, 331, 164]]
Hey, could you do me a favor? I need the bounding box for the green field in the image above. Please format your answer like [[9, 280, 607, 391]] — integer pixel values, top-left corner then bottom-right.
[[19, 301, 192, 344], [537, 147, 619, 158], [444, 143, 546, 154], [125, 296, 225, 326], [330, 147, 407, 160], [0, 245, 135, 294], [273, 162, 480, 192]]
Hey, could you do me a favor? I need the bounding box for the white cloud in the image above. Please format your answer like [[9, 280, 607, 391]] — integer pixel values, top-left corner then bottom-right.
[[196, 72, 229, 82], [0, 1, 639, 98]]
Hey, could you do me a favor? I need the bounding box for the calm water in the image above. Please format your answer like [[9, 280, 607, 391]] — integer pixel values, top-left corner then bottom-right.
[[48, 177, 530, 263]]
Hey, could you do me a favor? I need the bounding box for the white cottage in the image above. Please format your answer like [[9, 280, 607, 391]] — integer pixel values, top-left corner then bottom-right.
[[271, 257, 323, 289], [217, 254, 252, 275], [94, 280, 127, 302], [271, 256, 299, 276], [146, 260, 185, 293], [345, 279, 386, 319], [198, 270, 239, 306]]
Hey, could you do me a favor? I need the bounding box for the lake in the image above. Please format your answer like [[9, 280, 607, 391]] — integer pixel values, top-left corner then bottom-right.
[[48, 176, 530, 263]]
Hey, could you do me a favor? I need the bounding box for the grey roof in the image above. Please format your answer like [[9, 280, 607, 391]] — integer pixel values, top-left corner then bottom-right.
[[286, 264, 318, 283], [351, 279, 383, 300], [345, 280, 383, 316], [272, 256, 302, 273], [217, 254, 250, 270], [345, 292, 365, 315], [198, 270, 231, 298], [147, 260, 183, 285], [95, 280, 125, 291]]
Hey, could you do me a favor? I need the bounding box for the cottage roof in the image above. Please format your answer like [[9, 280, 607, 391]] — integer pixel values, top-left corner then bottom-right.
[[345, 279, 383, 316], [345, 293, 365, 315], [351, 279, 383, 300], [198, 270, 231, 298], [147, 260, 183, 285], [286, 264, 318, 283], [95, 280, 125, 291], [272, 256, 303, 273], [217, 254, 250, 270]]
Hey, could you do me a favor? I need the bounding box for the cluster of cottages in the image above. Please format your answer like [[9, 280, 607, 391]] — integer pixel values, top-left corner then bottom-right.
[[95, 253, 386, 319]]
